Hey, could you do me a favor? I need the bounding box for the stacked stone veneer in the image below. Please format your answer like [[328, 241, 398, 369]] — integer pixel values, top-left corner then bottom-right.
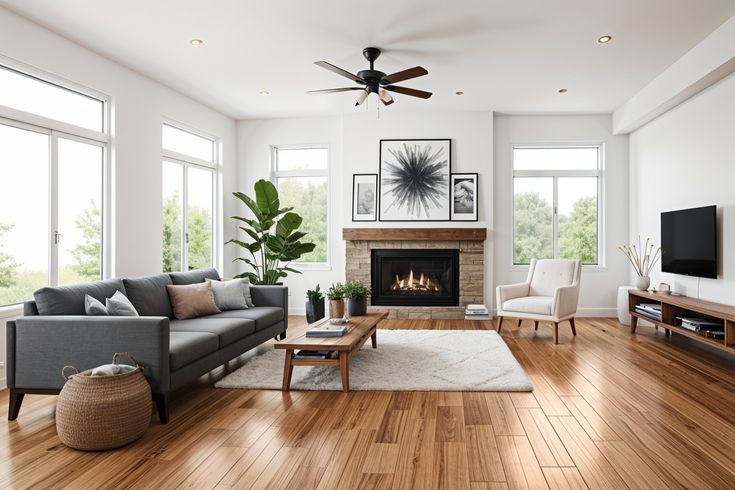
[[345, 239, 485, 320]]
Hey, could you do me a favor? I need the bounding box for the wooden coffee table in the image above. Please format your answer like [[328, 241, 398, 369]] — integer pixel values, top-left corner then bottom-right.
[[274, 311, 388, 392]]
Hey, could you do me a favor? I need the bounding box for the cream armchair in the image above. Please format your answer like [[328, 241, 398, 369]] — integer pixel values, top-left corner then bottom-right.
[[496, 259, 582, 344]]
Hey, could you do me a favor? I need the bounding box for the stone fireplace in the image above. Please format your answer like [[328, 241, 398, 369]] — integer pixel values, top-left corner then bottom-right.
[[344, 228, 486, 319]]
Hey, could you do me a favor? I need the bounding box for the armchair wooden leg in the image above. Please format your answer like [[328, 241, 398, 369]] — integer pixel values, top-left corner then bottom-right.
[[496, 316, 504, 333], [517, 319, 522, 327], [534, 321, 539, 331], [569, 318, 577, 336], [553, 322, 559, 344]]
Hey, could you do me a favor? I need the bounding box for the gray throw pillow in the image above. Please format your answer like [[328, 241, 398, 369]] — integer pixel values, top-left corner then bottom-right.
[[84, 291, 139, 316], [206, 278, 249, 310], [106, 291, 139, 316], [85, 294, 109, 316]]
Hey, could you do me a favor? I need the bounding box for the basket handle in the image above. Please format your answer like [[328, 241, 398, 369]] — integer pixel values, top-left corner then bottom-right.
[[112, 352, 144, 369], [61, 365, 79, 380]]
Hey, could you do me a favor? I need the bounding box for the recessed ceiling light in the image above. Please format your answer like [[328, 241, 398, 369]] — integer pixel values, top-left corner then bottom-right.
[[597, 35, 612, 44], [189, 38, 204, 46], [558, 88, 568, 94], [259, 90, 270, 96], [455, 91, 464, 96]]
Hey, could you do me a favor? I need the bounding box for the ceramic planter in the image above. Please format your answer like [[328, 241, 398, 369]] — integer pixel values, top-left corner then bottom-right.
[[346, 297, 368, 316], [329, 299, 345, 319]]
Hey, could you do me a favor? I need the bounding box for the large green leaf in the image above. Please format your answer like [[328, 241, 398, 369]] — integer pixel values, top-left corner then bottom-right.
[[232, 215, 262, 233], [254, 180, 280, 216], [239, 226, 261, 243], [276, 212, 303, 238], [265, 235, 286, 254], [286, 231, 307, 242], [232, 192, 262, 220], [234, 271, 260, 283]]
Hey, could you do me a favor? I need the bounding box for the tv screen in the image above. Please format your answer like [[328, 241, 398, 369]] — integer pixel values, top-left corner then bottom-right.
[[660, 205, 717, 279]]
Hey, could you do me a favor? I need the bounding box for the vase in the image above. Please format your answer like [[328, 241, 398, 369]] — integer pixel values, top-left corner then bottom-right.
[[328, 299, 345, 319], [635, 276, 650, 290], [617, 286, 635, 326], [305, 298, 325, 324], [347, 297, 368, 316]]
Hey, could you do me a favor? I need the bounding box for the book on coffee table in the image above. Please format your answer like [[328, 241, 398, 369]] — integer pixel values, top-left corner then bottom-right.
[[305, 324, 348, 337]]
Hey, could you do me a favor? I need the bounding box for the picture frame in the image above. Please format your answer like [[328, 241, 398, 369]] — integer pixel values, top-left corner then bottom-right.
[[352, 174, 378, 221], [379, 139, 451, 221], [450, 173, 478, 221]]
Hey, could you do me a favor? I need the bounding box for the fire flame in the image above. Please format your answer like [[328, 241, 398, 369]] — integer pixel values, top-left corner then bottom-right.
[[390, 269, 439, 292]]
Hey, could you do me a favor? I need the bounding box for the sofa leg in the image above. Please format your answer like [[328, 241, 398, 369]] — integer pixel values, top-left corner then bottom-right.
[[553, 322, 559, 344], [517, 319, 522, 327], [278, 331, 287, 341], [496, 316, 504, 333], [153, 393, 170, 424], [8, 390, 24, 421], [534, 321, 539, 331], [569, 318, 577, 336]]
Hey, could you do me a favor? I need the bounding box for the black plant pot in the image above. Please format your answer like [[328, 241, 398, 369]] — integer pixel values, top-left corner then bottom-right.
[[346, 297, 368, 316], [305, 298, 325, 324]]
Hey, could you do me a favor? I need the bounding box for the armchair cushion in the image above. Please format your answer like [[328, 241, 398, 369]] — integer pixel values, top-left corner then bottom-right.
[[502, 296, 553, 316], [529, 260, 577, 297]]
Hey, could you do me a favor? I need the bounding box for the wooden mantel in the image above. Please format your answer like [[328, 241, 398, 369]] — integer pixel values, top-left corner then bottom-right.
[[342, 227, 487, 241]]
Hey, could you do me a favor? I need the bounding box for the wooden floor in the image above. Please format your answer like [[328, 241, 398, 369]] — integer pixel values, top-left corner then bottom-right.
[[2, 317, 735, 489]]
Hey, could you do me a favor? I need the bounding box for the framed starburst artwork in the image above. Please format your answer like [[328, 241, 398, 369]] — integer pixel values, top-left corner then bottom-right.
[[379, 139, 451, 221]]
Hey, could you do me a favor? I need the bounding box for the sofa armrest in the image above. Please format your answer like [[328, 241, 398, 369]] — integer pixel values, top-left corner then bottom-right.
[[496, 282, 530, 309], [8, 316, 170, 393], [250, 285, 288, 335], [552, 285, 580, 319]]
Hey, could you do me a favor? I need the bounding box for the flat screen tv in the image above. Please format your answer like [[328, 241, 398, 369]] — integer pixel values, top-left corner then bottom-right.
[[660, 205, 717, 279]]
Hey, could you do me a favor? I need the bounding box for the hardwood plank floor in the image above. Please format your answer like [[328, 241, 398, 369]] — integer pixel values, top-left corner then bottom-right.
[[2, 316, 735, 489]]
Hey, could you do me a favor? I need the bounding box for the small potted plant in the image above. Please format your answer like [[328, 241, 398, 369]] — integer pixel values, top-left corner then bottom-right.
[[326, 283, 346, 319], [305, 284, 325, 324], [344, 280, 370, 316]]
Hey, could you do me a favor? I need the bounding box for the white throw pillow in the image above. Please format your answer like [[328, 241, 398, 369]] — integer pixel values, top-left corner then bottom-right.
[[84, 294, 108, 316], [206, 278, 250, 310]]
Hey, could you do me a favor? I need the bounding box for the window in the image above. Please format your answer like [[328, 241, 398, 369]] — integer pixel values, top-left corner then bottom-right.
[[272, 146, 328, 264], [512, 146, 601, 266], [162, 123, 218, 272], [0, 63, 108, 306]]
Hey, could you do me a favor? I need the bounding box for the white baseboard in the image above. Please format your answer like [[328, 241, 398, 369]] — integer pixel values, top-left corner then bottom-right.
[[289, 307, 306, 316], [0, 378, 6, 390]]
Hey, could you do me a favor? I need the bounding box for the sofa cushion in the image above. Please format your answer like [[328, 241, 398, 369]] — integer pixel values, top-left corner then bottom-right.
[[503, 296, 553, 316], [34, 278, 127, 315], [169, 331, 219, 370], [123, 274, 174, 317], [170, 318, 255, 348], [200, 306, 284, 331], [166, 282, 221, 320], [169, 268, 220, 285]]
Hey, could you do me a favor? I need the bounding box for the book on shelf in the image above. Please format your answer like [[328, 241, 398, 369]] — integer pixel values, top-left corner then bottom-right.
[[634, 306, 661, 321], [305, 324, 348, 337], [465, 314, 491, 320], [637, 303, 662, 313], [293, 350, 337, 359], [465, 309, 489, 316], [466, 304, 487, 311]]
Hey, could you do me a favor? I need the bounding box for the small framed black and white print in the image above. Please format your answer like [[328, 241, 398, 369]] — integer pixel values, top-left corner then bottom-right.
[[352, 174, 378, 221], [450, 173, 478, 221]]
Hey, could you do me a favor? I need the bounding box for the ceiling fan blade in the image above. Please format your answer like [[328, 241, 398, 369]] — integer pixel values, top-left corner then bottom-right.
[[355, 89, 369, 106], [384, 85, 433, 99], [307, 87, 365, 95], [314, 61, 365, 83], [381, 66, 428, 85], [378, 89, 394, 106]]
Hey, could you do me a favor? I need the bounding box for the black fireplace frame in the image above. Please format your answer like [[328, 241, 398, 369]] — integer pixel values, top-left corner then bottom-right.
[[370, 248, 460, 307]]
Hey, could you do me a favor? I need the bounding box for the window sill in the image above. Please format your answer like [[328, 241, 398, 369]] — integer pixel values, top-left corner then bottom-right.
[[509, 264, 607, 273], [290, 263, 332, 272]]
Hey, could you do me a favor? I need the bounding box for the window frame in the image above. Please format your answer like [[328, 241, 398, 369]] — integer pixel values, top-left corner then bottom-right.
[[270, 144, 331, 270], [510, 143, 605, 271], [0, 58, 110, 308], [161, 119, 221, 273]]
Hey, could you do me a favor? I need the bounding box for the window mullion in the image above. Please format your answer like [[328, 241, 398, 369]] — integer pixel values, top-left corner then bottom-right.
[[182, 164, 189, 272], [49, 133, 59, 286], [552, 175, 559, 259]]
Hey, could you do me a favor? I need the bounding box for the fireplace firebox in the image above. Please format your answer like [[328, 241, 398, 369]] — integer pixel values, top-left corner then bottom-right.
[[371, 249, 459, 306]]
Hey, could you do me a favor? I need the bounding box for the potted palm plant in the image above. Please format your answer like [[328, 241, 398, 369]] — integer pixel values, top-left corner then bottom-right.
[[326, 283, 346, 319], [344, 280, 370, 316], [228, 179, 315, 284], [305, 284, 325, 324]]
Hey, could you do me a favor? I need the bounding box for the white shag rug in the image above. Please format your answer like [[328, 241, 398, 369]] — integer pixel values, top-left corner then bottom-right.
[[216, 329, 533, 392]]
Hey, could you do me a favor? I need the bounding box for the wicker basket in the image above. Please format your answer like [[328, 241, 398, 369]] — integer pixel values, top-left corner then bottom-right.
[[56, 352, 152, 451]]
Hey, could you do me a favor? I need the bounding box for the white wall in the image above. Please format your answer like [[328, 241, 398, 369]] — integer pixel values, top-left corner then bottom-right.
[[0, 6, 237, 386], [629, 73, 735, 304], [493, 115, 630, 316], [237, 111, 494, 313]]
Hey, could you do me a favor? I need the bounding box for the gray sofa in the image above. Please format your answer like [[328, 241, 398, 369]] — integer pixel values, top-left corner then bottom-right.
[[6, 268, 287, 423]]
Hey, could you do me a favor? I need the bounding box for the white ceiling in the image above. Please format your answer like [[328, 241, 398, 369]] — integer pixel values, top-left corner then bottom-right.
[[2, 0, 734, 119]]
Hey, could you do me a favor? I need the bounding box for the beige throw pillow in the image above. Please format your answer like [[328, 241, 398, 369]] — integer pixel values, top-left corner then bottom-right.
[[166, 282, 221, 320]]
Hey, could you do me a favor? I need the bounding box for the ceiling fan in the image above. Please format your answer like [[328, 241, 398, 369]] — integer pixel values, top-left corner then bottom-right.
[[308, 47, 432, 106]]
